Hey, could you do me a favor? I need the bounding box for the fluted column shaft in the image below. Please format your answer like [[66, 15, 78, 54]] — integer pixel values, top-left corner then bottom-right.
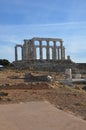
[[54, 41, 56, 60], [39, 41, 42, 60], [15, 46, 17, 61], [60, 41, 63, 60], [47, 41, 49, 60], [58, 48, 60, 60]]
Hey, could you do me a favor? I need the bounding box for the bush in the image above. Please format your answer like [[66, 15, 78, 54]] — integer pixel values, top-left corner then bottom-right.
[[0, 59, 10, 66]]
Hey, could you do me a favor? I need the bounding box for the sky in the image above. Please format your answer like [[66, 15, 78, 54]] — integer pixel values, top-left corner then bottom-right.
[[0, 0, 86, 63]]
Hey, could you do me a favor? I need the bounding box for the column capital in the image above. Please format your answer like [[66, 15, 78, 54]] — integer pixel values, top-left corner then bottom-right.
[[60, 40, 63, 46], [46, 40, 49, 43], [39, 40, 42, 43]]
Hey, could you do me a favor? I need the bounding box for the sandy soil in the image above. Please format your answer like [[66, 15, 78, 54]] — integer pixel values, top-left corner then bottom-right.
[[0, 69, 86, 120]]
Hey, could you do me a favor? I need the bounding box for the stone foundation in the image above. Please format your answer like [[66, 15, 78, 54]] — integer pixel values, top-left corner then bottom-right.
[[13, 60, 77, 72]]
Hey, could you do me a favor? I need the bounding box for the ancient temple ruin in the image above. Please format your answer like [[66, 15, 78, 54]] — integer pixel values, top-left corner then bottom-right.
[[15, 37, 65, 61], [14, 37, 75, 71]]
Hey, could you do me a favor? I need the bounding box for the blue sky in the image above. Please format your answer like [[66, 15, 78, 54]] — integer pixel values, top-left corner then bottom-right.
[[0, 0, 86, 62]]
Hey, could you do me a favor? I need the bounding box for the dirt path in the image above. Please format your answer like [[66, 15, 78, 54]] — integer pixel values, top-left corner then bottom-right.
[[0, 101, 86, 130]]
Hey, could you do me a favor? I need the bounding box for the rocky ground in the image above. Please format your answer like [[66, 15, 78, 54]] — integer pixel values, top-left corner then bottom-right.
[[0, 69, 86, 120]]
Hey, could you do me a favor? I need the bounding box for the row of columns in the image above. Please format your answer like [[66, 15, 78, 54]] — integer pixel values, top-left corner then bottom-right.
[[35, 40, 65, 60], [15, 39, 65, 61], [36, 47, 62, 60]]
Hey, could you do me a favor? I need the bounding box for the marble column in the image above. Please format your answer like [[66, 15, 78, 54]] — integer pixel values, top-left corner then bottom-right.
[[52, 43, 54, 60], [47, 41, 49, 60], [53, 41, 56, 60], [15, 46, 17, 61], [39, 41, 42, 60], [34, 46, 37, 60], [21, 47, 23, 60], [62, 46, 65, 60], [60, 40, 63, 60], [58, 48, 60, 60]]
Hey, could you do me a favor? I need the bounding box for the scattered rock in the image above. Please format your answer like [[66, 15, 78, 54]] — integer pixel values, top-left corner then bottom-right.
[[0, 97, 2, 100], [7, 98, 12, 101], [47, 75, 53, 82], [0, 92, 8, 96], [2, 84, 10, 88], [82, 86, 86, 91]]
